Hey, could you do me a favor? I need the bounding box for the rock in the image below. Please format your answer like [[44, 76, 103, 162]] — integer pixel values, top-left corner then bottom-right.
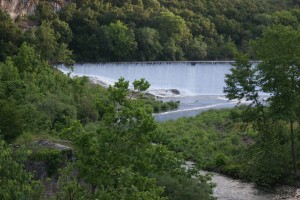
[[0, 0, 68, 19], [24, 139, 73, 199], [144, 92, 156, 98], [89, 76, 108, 87], [167, 89, 180, 95], [31, 139, 72, 151]]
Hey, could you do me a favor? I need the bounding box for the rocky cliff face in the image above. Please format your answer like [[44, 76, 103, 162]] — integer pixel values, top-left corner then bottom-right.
[[0, 0, 66, 19]]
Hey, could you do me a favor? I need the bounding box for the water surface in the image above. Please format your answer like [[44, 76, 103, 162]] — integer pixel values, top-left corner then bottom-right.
[[60, 62, 232, 95], [59, 62, 237, 120]]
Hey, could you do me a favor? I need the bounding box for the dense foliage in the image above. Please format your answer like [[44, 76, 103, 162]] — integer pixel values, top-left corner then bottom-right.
[[53, 78, 214, 199], [1, 0, 300, 62], [158, 107, 292, 188], [224, 25, 300, 185], [0, 43, 214, 199], [56, 0, 300, 61], [0, 140, 44, 199], [158, 24, 300, 188], [1, 0, 300, 197]]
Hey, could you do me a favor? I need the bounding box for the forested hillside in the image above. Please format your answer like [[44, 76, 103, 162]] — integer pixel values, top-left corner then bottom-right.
[[0, 43, 215, 199], [1, 0, 300, 62], [1, 0, 300, 199]]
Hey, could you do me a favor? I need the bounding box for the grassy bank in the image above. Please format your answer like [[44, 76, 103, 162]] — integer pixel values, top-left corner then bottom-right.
[[157, 106, 297, 188]]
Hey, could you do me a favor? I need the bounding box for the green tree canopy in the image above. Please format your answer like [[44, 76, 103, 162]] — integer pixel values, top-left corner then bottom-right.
[[0, 10, 23, 62], [33, 21, 74, 66], [135, 27, 162, 61], [35, 1, 58, 23], [224, 25, 300, 183], [107, 20, 137, 61], [0, 140, 43, 199]]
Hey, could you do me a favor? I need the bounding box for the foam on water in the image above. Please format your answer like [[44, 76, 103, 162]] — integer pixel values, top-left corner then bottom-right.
[[153, 102, 237, 116], [58, 62, 232, 96], [58, 63, 250, 120]]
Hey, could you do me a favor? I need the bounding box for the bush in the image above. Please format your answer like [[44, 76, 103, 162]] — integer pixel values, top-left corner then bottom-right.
[[0, 140, 44, 199], [215, 153, 228, 167], [0, 100, 23, 142], [246, 130, 289, 188], [222, 164, 242, 177], [154, 173, 215, 200]]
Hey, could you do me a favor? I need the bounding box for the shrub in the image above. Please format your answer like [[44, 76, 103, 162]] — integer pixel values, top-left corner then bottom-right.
[[215, 153, 228, 167], [0, 100, 23, 142]]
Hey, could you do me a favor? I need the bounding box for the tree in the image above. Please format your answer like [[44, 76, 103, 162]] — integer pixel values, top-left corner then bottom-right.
[[34, 21, 74, 66], [72, 78, 163, 198], [0, 10, 23, 62], [35, 1, 58, 23], [34, 21, 59, 63], [183, 37, 207, 60], [135, 27, 162, 61], [151, 11, 190, 60], [223, 53, 289, 187], [152, 11, 187, 42], [107, 21, 137, 61], [55, 164, 88, 200], [0, 140, 43, 199], [252, 25, 300, 176], [0, 100, 24, 142], [272, 11, 298, 27], [224, 25, 300, 179], [13, 42, 43, 74], [0, 57, 24, 99], [59, 77, 215, 199], [0, 56, 26, 142], [51, 19, 73, 44], [59, 3, 77, 22]]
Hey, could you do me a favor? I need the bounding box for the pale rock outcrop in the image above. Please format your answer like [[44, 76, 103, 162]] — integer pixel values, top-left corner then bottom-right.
[[0, 0, 67, 19]]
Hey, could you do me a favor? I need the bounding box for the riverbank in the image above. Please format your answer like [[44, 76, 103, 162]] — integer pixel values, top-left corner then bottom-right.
[[157, 107, 300, 191], [184, 160, 300, 200], [208, 170, 300, 200]]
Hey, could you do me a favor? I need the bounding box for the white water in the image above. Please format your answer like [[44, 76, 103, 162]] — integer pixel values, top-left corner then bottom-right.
[[59, 62, 247, 121], [59, 62, 232, 96]]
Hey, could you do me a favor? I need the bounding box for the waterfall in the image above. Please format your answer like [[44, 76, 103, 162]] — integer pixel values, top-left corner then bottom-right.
[[59, 62, 232, 96]]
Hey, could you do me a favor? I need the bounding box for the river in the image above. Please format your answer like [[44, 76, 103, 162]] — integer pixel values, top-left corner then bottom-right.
[[209, 172, 299, 200], [59, 62, 299, 199], [183, 161, 300, 200]]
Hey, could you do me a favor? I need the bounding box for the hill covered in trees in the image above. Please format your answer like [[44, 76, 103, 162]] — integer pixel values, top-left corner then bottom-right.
[[0, 43, 215, 199], [1, 0, 300, 63], [1, 0, 300, 199]]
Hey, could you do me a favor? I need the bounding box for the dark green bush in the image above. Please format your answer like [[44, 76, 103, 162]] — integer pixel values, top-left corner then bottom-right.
[[0, 100, 23, 142], [215, 153, 228, 167]]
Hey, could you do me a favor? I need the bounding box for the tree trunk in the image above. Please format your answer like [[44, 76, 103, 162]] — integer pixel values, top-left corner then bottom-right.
[[290, 120, 298, 176]]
